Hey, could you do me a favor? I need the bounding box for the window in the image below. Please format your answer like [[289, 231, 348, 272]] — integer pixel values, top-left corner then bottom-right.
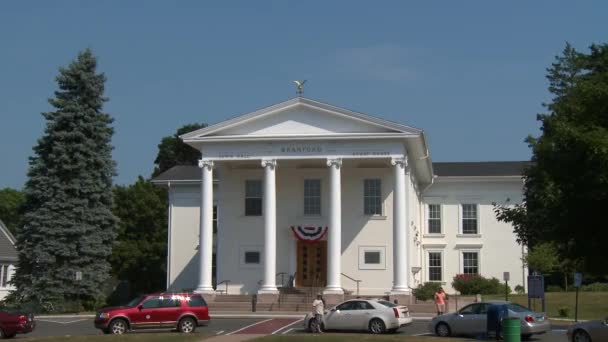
[[428, 204, 441, 234], [245, 180, 262, 216], [141, 297, 162, 309], [364, 251, 381, 264], [0, 265, 9, 288], [187, 295, 207, 307], [462, 204, 478, 234], [359, 246, 386, 270], [463, 252, 479, 274], [244, 251, 260, 264], [213, 205, 218, 233], [428, 252, 442, 281], [159, 298, 181, 308], [364, 179, 382, 215], [304, 179, 321, 216]]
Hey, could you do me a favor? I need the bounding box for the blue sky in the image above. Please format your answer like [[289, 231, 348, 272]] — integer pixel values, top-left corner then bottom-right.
[[1, 1, 606, 189]]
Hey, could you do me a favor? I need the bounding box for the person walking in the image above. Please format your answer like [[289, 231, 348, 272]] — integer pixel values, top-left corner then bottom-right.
[[311, 293, 325, 333], [434, 287, 447, 316]]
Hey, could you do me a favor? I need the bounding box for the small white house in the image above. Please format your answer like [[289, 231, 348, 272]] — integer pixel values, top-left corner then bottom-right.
[[0, 220, 17, 300], [153, 97, 528, 301]]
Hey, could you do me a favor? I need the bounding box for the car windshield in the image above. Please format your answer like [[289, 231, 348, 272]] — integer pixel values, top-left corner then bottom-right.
[[126, 295, 146, 307], [377, 300, 398, 308], [507, 303, 531, 313]]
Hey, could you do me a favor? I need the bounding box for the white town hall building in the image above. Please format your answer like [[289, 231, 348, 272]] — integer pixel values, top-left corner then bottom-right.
[[153, 97, 528, 302]]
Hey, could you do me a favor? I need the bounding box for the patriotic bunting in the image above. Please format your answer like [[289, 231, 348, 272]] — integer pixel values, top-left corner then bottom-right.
[[290, 226, 328, 243]]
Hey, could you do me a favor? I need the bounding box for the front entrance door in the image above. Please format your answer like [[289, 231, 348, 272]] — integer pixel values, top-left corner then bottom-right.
[[296, 241, 327, 287]]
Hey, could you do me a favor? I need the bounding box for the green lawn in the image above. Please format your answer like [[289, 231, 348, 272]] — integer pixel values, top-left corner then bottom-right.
[[484, 291, 608, 320], [255, 335, 474, 342], [19, 333, 210, 342]]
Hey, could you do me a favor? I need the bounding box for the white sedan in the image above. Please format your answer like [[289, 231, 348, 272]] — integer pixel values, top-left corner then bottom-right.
[[303, 299, 412, 334]]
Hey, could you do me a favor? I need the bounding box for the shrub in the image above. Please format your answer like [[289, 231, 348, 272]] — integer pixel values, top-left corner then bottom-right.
[[580, 282, 608, 292], [546, 285, 564, 292], [452, 274, 505, 295], [413, 282, 443, 301], [514, 285, 525, 294], [558, 306, 570, 317]]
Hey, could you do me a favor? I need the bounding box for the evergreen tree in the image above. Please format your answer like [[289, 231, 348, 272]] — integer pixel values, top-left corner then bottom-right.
[[12, 49, 118, 308]]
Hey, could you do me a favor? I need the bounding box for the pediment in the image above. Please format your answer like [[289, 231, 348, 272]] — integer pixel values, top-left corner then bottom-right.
[[182, 98, 421, 141]]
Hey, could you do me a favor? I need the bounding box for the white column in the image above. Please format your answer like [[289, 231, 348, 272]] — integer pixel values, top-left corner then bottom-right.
[[325, 158, 343, 294], [196, 159, 214, 293], [259, 159, 278, 293], [391, 157, 409, 293]]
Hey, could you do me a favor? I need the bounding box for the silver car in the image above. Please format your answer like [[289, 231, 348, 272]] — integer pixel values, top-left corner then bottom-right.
[[427, 301, 550, 339], [567, 317, 608, 342], [303, 299, 412, 334]]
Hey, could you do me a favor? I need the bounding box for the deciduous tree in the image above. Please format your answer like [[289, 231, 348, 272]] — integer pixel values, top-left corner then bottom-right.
[[152, 123, 206, 176], [495, 43, 608, 275], [0, 188, 25, 234]]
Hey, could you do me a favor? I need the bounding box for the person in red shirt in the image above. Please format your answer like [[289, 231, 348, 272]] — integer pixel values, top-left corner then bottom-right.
[[434, 287, 447, 316]]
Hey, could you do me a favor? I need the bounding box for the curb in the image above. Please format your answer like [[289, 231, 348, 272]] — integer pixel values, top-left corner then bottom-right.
[[35, 313, 436, 320]]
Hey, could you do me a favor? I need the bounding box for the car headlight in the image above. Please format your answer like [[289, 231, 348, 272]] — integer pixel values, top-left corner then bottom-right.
[[99, 312, 109, 319]]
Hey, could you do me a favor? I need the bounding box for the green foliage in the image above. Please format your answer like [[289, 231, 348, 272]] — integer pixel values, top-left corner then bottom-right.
[[452, 274, 506, 295], [110, 177, 168, 301], [0, 188, 25, 234], [494, 43, 608, 275], [412, 282, 442, 301], [11, 49, 118, 307], [524, 242, 559, 274], [558, 306, 570, 317], [514, 285, 525, 294], [152, 123, 207, 177], [580, 282, 608, 292], [546, 285, 564, 292]]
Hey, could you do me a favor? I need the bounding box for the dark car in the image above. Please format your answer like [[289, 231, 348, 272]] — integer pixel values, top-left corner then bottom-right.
[[0, 308, 35, 338], [94, 293, 210, 334]]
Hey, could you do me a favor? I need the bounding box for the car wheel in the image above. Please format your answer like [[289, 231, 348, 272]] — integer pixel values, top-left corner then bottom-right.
[[521, 334, 533, 340], [435, 322, 451, 337], [4, 332, 16, 339], [573, 330, 592, 342], [368, 318, 386, 334], [178, 317, 197, 333], [109, 318, 128, 335]]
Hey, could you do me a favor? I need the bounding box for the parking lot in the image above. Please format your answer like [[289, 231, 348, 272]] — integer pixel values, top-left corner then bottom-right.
[[21, 316, 572, 341]]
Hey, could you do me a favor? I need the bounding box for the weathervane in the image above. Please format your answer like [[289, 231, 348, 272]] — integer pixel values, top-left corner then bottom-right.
[[293, 80, 307, 96]]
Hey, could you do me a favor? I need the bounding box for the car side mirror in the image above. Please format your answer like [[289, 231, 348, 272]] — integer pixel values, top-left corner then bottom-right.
[[604, 317, 608, 325], [138, 305, 143, 311]]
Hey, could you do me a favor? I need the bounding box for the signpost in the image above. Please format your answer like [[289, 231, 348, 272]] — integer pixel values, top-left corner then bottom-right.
[[528, 274, 545, 312], [574, 273, 582, 322], [503, 272, 510, 301]]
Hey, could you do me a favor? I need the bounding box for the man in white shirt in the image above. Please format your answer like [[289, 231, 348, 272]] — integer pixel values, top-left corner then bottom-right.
[[311, 293, 325, 333]]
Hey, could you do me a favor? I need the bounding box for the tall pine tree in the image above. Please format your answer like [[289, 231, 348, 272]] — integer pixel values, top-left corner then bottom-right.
[[12, 49, 118, 308]]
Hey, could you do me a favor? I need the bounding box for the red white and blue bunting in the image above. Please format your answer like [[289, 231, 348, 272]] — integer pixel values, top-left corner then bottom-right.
[[290, 226, 328, 243]]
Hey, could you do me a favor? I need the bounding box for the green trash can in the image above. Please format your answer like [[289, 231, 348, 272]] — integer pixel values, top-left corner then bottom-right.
[[502, 317, 521, 342]]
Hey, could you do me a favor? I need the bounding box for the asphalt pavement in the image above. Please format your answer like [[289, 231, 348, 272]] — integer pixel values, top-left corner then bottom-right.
[[20, 316, 572, 341]]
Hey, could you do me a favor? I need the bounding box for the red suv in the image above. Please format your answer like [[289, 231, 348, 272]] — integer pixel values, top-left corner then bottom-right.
[[94, 293, 210, 334]]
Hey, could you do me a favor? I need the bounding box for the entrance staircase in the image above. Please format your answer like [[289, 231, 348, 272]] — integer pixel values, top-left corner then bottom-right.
[[207, 287, 445, 314]]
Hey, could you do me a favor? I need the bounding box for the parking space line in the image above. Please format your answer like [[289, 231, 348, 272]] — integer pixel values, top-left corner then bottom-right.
[[271, 319, 303, 335], [225, 318, 273, 335], [215, 330, 225, 335], [282, 328, 294, 334], [37, 319, 90, 324]]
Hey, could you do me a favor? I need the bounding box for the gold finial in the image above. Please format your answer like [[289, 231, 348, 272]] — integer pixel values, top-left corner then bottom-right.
[[293, 80, 307, 96]]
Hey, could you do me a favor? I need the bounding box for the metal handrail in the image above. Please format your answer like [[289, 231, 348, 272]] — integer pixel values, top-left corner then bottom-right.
[[276, 272, 287, 287], [216, 280, 230, 295], [341, 273, 362, 296]]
